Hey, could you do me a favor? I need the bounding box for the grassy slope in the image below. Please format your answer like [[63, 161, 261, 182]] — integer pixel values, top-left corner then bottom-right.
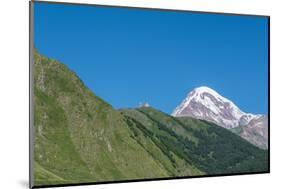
[[33, 51, 268, 187], [33, 51, 199, 186], [121, 107, 268, 175], [120, 108, 203, 176]]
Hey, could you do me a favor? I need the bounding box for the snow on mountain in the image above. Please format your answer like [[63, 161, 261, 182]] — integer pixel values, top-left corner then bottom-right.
[[172, 86, 262, 129]]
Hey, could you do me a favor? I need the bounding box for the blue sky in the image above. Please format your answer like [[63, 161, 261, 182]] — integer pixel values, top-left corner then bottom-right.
[[34, 2, 269, 114]]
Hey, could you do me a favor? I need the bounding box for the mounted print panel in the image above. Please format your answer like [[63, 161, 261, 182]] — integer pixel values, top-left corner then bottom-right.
[[30, 1, 269, 188]]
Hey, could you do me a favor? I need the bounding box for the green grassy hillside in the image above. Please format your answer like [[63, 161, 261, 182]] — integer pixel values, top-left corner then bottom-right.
[[33, 51, 200, 186], [121, 107, 268, 175], [32, 51, 268, 187]]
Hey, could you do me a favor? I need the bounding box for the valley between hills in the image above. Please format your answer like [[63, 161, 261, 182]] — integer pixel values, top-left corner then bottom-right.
[[32, 51, 268, 187]]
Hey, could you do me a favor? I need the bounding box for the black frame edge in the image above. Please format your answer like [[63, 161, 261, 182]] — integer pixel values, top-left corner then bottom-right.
[[29, 1, 35, 188], [267, 17, 270, 173], [32, 171, 270, 189], [33, 0, 270, 18]]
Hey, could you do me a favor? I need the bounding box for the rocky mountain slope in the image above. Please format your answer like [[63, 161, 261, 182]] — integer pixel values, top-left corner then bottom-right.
[[231, 115, 268, 149], [172, 86, 268, 149], [33, 52, 268, 187]]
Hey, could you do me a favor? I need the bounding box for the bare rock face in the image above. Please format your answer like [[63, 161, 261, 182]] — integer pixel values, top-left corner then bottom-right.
[[237, 115, 268, 149], [172, 86, 268, 149]]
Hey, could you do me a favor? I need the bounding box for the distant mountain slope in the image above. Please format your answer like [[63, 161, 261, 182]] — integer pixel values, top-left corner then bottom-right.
[[172, 86, 268, 149], [33, 51, 268, 187], [121, 107, 268, 175], [231, 115, 268, 149]]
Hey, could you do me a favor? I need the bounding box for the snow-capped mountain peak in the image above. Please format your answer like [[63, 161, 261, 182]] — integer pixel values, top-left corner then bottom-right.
[[172, 86, 259, 129]]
